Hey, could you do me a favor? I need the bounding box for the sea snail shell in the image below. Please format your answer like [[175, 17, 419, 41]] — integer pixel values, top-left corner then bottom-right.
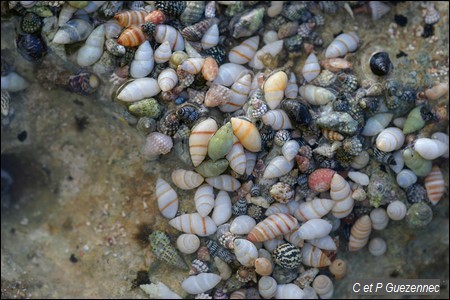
[[368, 237, 387, 257], [176, 234, 200, 254], [387, 200, 407, 221], [130, 41, 155, 78], [76, 24, 105, 67], [370, 207, 389, 230], [169, 213, 217, 237], [258, 276, 277, 299], [413, 138, 448, 160], [181, 273, 222, 294], [233, 238, 258, 267], [211, 190, 232, 226], [313, 275, 334, 299], [348, 215, 372, 251], [376, 127, 405, 152], [194, 184, 215, 217], [155, 178, 179, 219], [325, 32, 360, 58], [247, 213, 298, 243]]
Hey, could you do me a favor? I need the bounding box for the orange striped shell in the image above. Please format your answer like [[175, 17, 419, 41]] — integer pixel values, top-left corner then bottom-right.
[[144, 10, 167, 24], [114, 10, 147, 27], [247, 212, 298, 242], [322, 128, 344, 141], [189, 118, 218, 167], [117, 26, 146, 47], [424, 165, 445, 205], [230, 117, 261, 152]]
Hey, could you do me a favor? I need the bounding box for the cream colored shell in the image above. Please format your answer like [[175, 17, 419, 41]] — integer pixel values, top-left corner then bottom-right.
[[171, 169, 204, 190]]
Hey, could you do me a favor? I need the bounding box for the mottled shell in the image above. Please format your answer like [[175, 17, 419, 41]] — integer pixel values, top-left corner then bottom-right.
[[362, 113, 394, 136], [247, 213, 298, 243], [302, 53, 321, 83], [117, 26, 145, 47], [230, 215, 257, 235], [264, 71, 288, 110], [169, 213, 217, 236], [154, 41, 172, 63], [154, 25, 185, 51], [329, 259, 347, 280], [220, 74, 252, 112], [202, 57, 219, 82], [114, 10, 147, 27], [205, 175, 241, 192], [255, 259, 273, 277], [182, 57, 205, 75], [313, 275, 333, 299], [263, 156, 295, 179], [142, 132, 173, 157], [301, 243, 331, 267], [171, 169, 204, 190], [53, 18, 93, 44], [230, 117, 262, 152], [414, 138, 448, 160], [158, 68, 178, 91], [294, 198, 335, 222], [249, 40, 283, 70], [130, 41, 154, 78], [226, 136, 247, 175], [229, 36, 259, 64], [330, 174, 354, 219], [177, 234, 200, 254], [349, 215, 372, 251], [299, 85, 336, 106], [195, 184, 215, 217], [296, 219, 332, 240], [276, 284, 306, 299], [140, 282, 182, 299], [212, 190, 232, 226], [182, 273, 222, 295], [234, 238, 258, 267], [308, 168, 336, 193], [370, 208, 389, 231], [424, 166, 445, 206], [368, 237, 387, 257], [214, 63, 252, 87], [189, 118, 218, 167], [376, 127, 405, 152], [259, 276, 277, 298], [205, 84, 232, 107], [261, 110, 293, 130], [308, 235, 337, 251], [424, 82, 448, 100], [282, 140, 300, 161], [270, 182, 294, 203], [396, 169, 417, 188], [284, 73, 298, 99], [403, 148, 432, 177], [201, 23, 219, 49], [117, 78, 161, 102], [325, 32, 360, 58], [348, 171, 370, 186], [156, 178, 179, 219]]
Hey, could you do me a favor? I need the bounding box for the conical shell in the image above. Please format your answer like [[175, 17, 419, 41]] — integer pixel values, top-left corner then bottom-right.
[[263, 156, 294, 179], [387, 201, 407, 221], [104, 20, 122, 39], [177, 234, 200, 254], [140, 282, 182, 299], [226, 136, 247, 175], [158, 68, 178, 91], [369, 1, 391, 20], [299, 85, 336, 106], [114, 10, 147, 27], [370, 208, 389, 230], [349, 215, 372, 251], [255, 259, 273, 277], [154, 41, 172, 63], [431, 132, 449, 158], [264, 71, 288, 109], [211, 190, 232, 226], [205, 84, 232, 107], [403, 106, 426, 134], [425, 82, 448, 100], [154, 25, 185, 51], [130, 40, 154, 78], [247, 213, 298, 242], [259, 276, 277, 298], [201, 23, 219, 49], [301, 243, 331, 267], [233, 238, 258, 267], [261, 110, 293, 130], [313, 275, 333, 299], [282, 140, 300, 161], [330, 174, 354, 219], [117, 78, 161, 102], [195, 184, 215, 217], [285, 72, 298, 99], [296, 219, 332, 240], [424, 166, 444, 205], [362, 113, 393, 136], [205, 175, 241, 192], [403, 148, 432, 177], [276, 284, 306, 299], [169, 213, 217, 236], [302, 53, 321, 83], [171, 169, 204, 190], [213, 63, 252, 87], [414, 138, 448, 160], [249, 40, 283, 69], [368, 237, 387, 256], [266, 203, 290, 216], [144, 10, 167, 24], [376, 127, 405, 152], [181, 57, 205, 74], [53, 19, 93, 44], [189, 118, 218, 167], [220, 74, 252, 112], [329, 259, 347, 280], [117, 26, 146, 47], [149, 231, 188, 270], [229, 36, 260, 65], [182, 273, 222, 294], [308, 235, 337, 251], [230, 117, 262, 152], [396, 169, 417, 188], [325, 32, 360, 58], [58, 3, 77, 27], [230, 215, 256, 235], [245, 151, 257, 176], [322, 128, 344, 141], [294, 198, 335, 222], [156, 178, 179, 219], [202, 57, 219, 81]]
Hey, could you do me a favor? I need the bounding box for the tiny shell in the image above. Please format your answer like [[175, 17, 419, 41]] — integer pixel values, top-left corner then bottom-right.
[[1, 72, 29, 92], [140, 282, 182, 299], [249, 40, 283, 70], [117, 26, 146, 47], [322, 129, 344, 141], [76, 24, 104, 67], [351, 151, 370, 170], [182, 57, 205, 75], [294, 198, 335, 222], [308, 235, 337, 251], [214, 63, 252, 87], [53, 19, 93, 44], [229, 36, 260, 64], [114, 10, 147, 27], [259, 276, 277, 298], [431, 132, 449, 158], [424, 166, 445, 205], [329, 259, 347, 280], [370, 208, 389, 230], [202, 57, 219, 82], [387, 200, 407, 221], [220, 74, 252, 112], [376, 127, 405, 152], [230, 117, 262, 152], [302, 53, 321, 83], [234, 238, 258, 267], [414, 138, 448, 160], [284, 73, 298, 99], [362, 113, 394, 136], [247, 213, 298, 243], [299, 85, 336, 106], [296, 219, 332, 240], [182, 273, 222, 294], [320, 58, 353, 72], [205, 84, 232, 107], [282, 140, 300, 162], [348, 171, 370, 186], [130, 40, 154, 78], [403, 148, 432, 177], [325, 32, 360, 58], [172, 169, 204, 190], [177, 234, 200, 254], [368, 237, 387, 257], [312, 275, 333, 299], [189, 118, 218, 167], [205, 175, 241, 192], [245, 151, 257, 176], [156, 178, 179, 219], [195, 184, 215, 217], [264, 71, 288, 110], [142, 132, 173, 157], [226, 136, 247, 175], [154, 25, 185, 51], [211, 190, 232, 226], [158, 68, 178, 92], [301, 243, 331, 267], [230, 215, 256, 235], [330, 173, 354, 219], [261, 110, 293, 130], [308, 168, 336, 193], [169, 213, 217, 236], [255, 259, 273, 276], [396, 169, 417, 189], [349, 215, 372, 251], [201, 23, 219, 49], [117, 78, 161, 102], [154, 41, 172, 63], [263, 156, 295, 179], [424, 82, 448, 100]]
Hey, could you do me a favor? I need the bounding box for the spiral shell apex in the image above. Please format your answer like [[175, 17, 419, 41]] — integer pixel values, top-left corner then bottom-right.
[[349, 215, 372, 251], [329, 259, 347, 280], [325, 32, 360, 58], [247, 213, 298, 243], [376, 127, 405, 152], [368, 237, 387, 257], [177, 234, 200, 254], [233, 238, 258, 267]]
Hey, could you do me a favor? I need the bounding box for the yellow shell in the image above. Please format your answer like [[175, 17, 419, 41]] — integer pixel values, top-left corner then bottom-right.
[[329, 259, 347, 280], [230, 117, 261, 152], [254, 257, 273, 276], [264, 71, 288, 109]]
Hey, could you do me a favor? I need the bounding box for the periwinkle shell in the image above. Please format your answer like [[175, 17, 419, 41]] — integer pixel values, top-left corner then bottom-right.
[[16, 33, 47, 61], [280, 99, 312, 126], [370, 52, 393, 76]]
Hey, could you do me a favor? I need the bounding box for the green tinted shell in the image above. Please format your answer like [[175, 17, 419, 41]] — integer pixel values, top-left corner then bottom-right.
[[405, 202, 433, 229], [128, 98, 161, 118], [403, 148, 432, 177], [149, 231, 188, 270], [195, 159, 229, 178], [208, 122, 234, 161], [403, 106, 425, 134]]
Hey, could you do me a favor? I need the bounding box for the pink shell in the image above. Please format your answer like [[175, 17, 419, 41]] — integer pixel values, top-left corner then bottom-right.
[[142, 132, 173, 157], [308, 168, 336, 193]]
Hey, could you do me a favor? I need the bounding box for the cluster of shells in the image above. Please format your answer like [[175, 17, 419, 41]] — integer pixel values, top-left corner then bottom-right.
[[3, 1, 448, 299]]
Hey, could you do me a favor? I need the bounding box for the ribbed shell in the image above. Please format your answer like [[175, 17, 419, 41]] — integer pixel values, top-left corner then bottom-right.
[[234, 238, 258, 267], [299, 85, 336, 106], [247, 213, 298, 242], [376, 127, 405, 152], [261, 110, 293, 130], [322, 128, 344, 141], [396, 169, 417, 188], [325, 32, 360, 58], [296, 219, 332, 240], [362, 113, 393, 136], [245, 151, 257, 176], [313, 275, 333, 299], [387, 201, 407, 221], [294, 198, 335, 222], [117, 26, 145, 47], [263, 156, 295, 179], [189, 118, 218, 167], [330, 174, 354, 219], [282, 140, 300, 161], [264, 71, 288, 110], [249, 40, 283, 69], [284, 73, 298, 99], [171, 169, 204, 190], [114, 10, 147, 27], [229, 36, 260, 65], [169, 213, 217, 236], [154, 25, 185, 51], [53, 19, 93, 44], [370, 208, 389, 230], [414, 138, 448, 160], [424, 166, 445, 205], [230, 215, 256, 235], [117, 78, 161, 102], [329, 259, 347, 280], [142, 132, 173, 157], [211, 190, 232, 226], [205, 175, 241, 192], [301, 243, 331, 267], [220, 74, 252, 112], [205, 84, 231, 107], [182, 57, 205, 75], [226, 136, 247, 175], [349, 215, 372, 251], [308, 235, 337, 251], [154, 41, 172, 63], [213, 63, 251, 87], [156, 178, 179, 219], [182, 273, 222, 295], [259, 276, 277, 298], [368, 237, 387, 257], [177, 234, 200, 254], [130, 40, 154, 78], [302, 53, 321, 83], [201, 23, 219, 49], [158, 68, 178, 91], [230, 117, 262, 152], [195, 184, 215, 217]]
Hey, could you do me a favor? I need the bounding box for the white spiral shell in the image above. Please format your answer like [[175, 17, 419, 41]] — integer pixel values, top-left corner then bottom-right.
[[330, 174, 354, 219], [220, 74, 252, 112], [76, 24, 105, 67], [313, 275, 333, 299], [245, 151, 257, 176], [248, 213, 298, 243], [265, 203, 289, 216], [362, 113, 394, 136], [301, 243, 331, 267], [259, 276, 277, 299], [296, 219, 332, 240], [325, 32, 360, 58], [276, 284, 306, 299], [396, 169, 417, 188], [284, 72, 298, 99], [229, 36, 260, 65], [181, 57, 205, 75], [294, 198, 335, 222], [201, 23, 219, 49], [181, 273, 222, 294], [413, 138, 448, 160], [351, 150, 370, 170], [130, 41, 154, 78], [308, 235, 337, 251], [299, 85, 336, 106], [282, 140, 300, 161], [117, 78, 161, 102], [189, 118, 218, 167], [302, 53, 321, 83], [154, 41, 172, 63], [58, 3, 77, 27], [370, 208, 389, 231], [347, 171, 370, 186], [233, 238, 258, 267], [140, 282, 182, 299], [230, 117, 262, 152], [390, 150, 405, 174], [424, 165, 445, 205], [263, 237, 285, 253], [267, 1, 284, 17], [226, 136, 247, 175], [431, 132, 449, 158], [263, 156, 295, 179], [156, 178, 179, 219], [104, 19, 122, 39], [349, 215, 372, 251], [176, 234, 200, 254], [230, 215, 257, 235], [157, 68, 178, 92], [215, 257, 232, 280], [283, 230, 304, 248], [53, 19, 93, 44], [213, 63, 252, 87], [169, 213, 217, 236], [205, 175, 241, 192], [211, 190, 232, 226], [154, 25, 185, 51], [376, 127, 405, 152], [1, 72, 29, 92], [368, 237, 387, 257], [249, 40, 284, 70], [386, 200, 407, 221], [171, 169, 204, 190], [195, 184, 215, 217], [262, 110, 293, 130], [264, 71, 288, 110]]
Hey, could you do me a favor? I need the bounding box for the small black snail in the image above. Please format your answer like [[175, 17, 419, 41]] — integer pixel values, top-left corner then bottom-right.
[[369, 51, 393, 76]]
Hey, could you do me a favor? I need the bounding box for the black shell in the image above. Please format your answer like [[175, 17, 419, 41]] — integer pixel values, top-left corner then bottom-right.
[[16, 33, 47, 62], [272, 243, 302, 269], [205, 239, 234, 264], [232, 198, 247, 216], [370, 52, 393, 76], [202, 46, 226, 65], [155, 1, 186, 18], [280, 99, 312, 126], [176, 104, 200, 126]]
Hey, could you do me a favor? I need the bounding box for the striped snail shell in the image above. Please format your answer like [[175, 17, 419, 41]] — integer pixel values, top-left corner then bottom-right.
[[116, 78, 161, 102], [424, 82, 448, 100], [276, 284, 306, 299], [282, 140, 300, 161], [325, 32, 360, 58], [104, 20, 122, 39], [413, 138, 448, 160], [181, 273, 222, 295], [351, 150, 370, 170], [157, 68, 178, 92], [247, 213, 298, 243], [114, 10, 147, 27], [302, 53, 321, 83], [201, 23, 219, 49], [229, 35, 260, 65], [130, 40, 154, 78], [362, 113, 394, 136], [215, 256, 232, 280], [205, 175, 241, 192], [171, 169, 204, 190], [140, 282, 182, 299], [263, 237, 285, 253], [370, 208, 389, 231], [176, 234, 200, 254], [211, 190, 232, 226], [424, 165, 445, 206], [313, 275, 334, 299], [233, 238, 258, 267], [117, 26, 146, 47], [205, 84, 232, 108], [294, 198, 335, 222], [283, 230, 304, 248], [330, 174, 354, 219], [329, 259, 347, 280], [245, 150, 257, 176], [226, 136, 247, 175], [322, 128, 344, 141], [154, 41, 172, 64], [301, 243, 331, 267], [229, 289, 246, 299], [230, 215, 257, 235], [53, 19, 93, 44], [263, 156, 295, 179], [259, 276, 277, 299], [189, 118, 218, 167], [195, 184, 215, 217], [169, 213, 217, 237], [402, 148, 432, 177], [214, 63, 252, 87], [154, 25, 185, 51], [58, 3, 77, 27], [1, 72, 29, 92], [261, 109, 293, 130], [296, 219, 332, 240], [299, 85, 336, 106], [308, 235, 337, 251], [144, 9, 167, 24], [220, 74, 252, 112], [368, 237, 387, 257], [431, 132, 449, 158], [376, 127, 405, 152], [396, 169, 417, 189], [265, 203, 289, 216], [264, 71, 288, 110], [155, 178, 179, 219], [181, 57, 205, 75], [349, 215, 372, 251], [255, 259, 273, 277], [202, 56, 219, 82], [348, 171, 370, 186], [249, 40, 283, 70], [284, 72, 298, 99], [230, 117, 262, 152]]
